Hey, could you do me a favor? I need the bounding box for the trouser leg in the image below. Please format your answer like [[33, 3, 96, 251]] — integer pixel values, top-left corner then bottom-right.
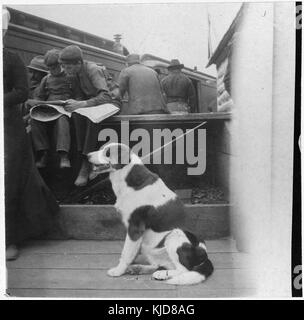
[[72, 113, 99, 186], [72, 113, 99, 155], [82, 119, 99, 155], [30, 119, 50, 151], [54, 115, 71, 153], [71, 113, 86, 154]]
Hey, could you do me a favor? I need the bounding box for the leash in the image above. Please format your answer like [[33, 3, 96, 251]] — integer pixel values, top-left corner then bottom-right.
[[140, 121, 207, 161], [62, 120, 206, 204]]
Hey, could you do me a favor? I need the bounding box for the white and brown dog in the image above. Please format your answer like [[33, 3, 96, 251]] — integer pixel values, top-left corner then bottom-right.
[[88, 143, 213, 285]]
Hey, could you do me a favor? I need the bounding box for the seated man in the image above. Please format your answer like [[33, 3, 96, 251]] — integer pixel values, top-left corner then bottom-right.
[[26, 55, 49, 99], [59, 45, 119, 186], [30, 49, 76, 169], [118, 53, 168, 115], [161, 59, 196, 114], [23, 56, 49, 125]]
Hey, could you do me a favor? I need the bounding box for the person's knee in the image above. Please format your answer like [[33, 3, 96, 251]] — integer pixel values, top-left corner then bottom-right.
[[56, 116, 70, 131]]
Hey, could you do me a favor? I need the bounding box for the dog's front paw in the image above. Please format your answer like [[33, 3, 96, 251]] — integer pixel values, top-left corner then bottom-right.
[[107, 266, 126, 277], [152, 270, 170, 281]]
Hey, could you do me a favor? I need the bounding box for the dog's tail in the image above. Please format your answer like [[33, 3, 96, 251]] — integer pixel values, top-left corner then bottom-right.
[[165, 259, 214, 285]]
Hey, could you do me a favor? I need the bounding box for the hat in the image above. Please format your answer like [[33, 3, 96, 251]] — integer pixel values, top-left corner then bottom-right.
[[59, 45, 83, 64], [44, 49, 61, 67], [27, 56, 49, 73], [126, 54, 140, 65], [167, 59, 184, 70]]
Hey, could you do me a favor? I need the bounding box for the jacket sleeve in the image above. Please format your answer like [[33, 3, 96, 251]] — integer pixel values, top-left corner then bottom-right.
[[187, 79, 196, 109], [160, 77, 167, 102], [85, 65, 112, 107], [4, 53, 29, 108], [34, 75, 48, 101], [118, 69, 129, 99]]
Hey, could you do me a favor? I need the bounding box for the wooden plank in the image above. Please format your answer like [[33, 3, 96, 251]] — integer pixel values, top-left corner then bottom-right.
[[20, 239, 238, 255], [59, 204, 231, 240], [7, 252, 252, 270], [7, 288, 256, 298], [177, 288, 257, 298], [7, 288, 178, 298], [7, 268, 256, 291], [61, 206, 126, 241], [20, 240, 124, 254], [7, 269, 176, 290], [105, 113, 232, 124], [184, 204, 230, 239], [7, 253, 120, 270]]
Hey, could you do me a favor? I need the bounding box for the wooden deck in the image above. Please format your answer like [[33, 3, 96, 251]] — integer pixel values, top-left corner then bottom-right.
[[6, 238, 256, 298]]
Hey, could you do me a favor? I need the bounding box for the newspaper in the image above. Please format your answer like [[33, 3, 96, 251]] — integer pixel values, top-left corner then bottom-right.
[[29, 101, 120, 123]]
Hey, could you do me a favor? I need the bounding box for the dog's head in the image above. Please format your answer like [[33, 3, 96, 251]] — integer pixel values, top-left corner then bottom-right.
[[88, 143, 135, 175]]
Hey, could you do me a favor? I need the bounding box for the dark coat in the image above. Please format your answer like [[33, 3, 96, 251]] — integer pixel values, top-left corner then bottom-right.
[[161, 71, 196, 108], [118, 63, 167, 115], [3, 49, 59, 245], [76, 61, 114, 106], [35, 71, 76, 101]]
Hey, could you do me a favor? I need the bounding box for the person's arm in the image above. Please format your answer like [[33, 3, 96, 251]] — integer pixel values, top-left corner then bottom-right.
[[64, 66, 112, 111], [85, 66, 112, 107], [160, 78, 167, 103], [34, 75, 48, 101], [118, 69, 128, 100], [188, 79, 196, 111], [4, 53, 29, 108]]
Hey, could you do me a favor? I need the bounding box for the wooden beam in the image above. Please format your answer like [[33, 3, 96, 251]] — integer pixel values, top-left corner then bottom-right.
[[105, 112, 232, 124]]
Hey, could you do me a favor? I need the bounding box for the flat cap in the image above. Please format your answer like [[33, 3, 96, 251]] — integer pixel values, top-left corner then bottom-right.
[[44, 49, 61, 67], [126, 53, 140, 65], [27, 56, 49, 73], [59, 45, 83, 64]]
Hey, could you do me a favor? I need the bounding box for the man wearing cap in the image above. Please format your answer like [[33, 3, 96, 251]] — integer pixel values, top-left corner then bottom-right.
[[30, 48, 77, 169], [59, 45, 115, 186], [118, 54, 167, 115], [161, 59, 196, 114], [27, 55, 49, 99]]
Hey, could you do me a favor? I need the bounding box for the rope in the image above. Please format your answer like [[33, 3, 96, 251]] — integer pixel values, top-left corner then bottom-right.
[[140, 121, 206, 161]]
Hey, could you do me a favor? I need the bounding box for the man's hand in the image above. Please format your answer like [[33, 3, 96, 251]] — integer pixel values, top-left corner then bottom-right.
[[64, 99, 87, 112]]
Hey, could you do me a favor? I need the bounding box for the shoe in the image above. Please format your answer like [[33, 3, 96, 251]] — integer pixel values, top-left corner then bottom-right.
[[6, 245, 19, 261], [59, 153, 71, 169], [36, 151, 48, 168], [74, 160, 89, 187]]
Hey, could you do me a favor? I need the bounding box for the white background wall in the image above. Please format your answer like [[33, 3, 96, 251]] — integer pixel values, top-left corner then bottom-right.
[[230, 2, 295, 297]]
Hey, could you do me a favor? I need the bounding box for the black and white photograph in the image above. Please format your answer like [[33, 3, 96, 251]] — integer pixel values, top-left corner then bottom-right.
[[0, 0, 302, 300]]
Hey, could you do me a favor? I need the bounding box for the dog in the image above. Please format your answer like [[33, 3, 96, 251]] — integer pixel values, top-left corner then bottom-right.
[[87, 143, 213, 285]]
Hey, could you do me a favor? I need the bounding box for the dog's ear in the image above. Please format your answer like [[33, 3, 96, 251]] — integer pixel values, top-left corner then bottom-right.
[[128, 220, 145, 241]]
